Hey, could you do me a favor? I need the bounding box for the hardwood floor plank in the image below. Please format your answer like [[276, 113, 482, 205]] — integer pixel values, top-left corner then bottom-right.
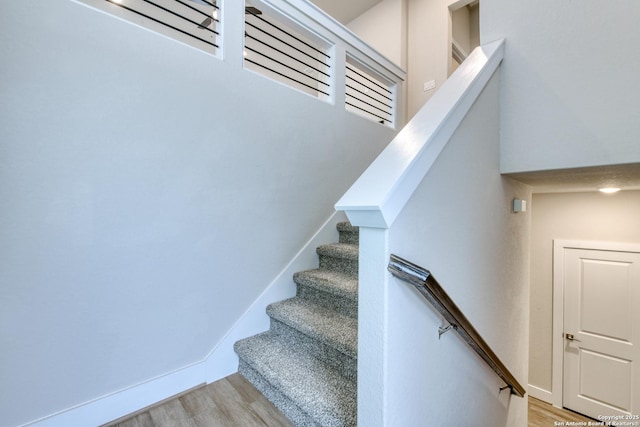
[[114, 412, 155, 427], [205, 378, 269, 426], [113, 417, 139, 427], [250, 400, 294, 427], [229, 373, 293, 426], [133, 413, 155, 427], [227, 372, 264, 403], [148, 398, 195, 427], [104, 375, 615, 427], [113, 418, 138, 427], [529, 397, 594, 427], [190, 408, 234, 427], [179, 387, 218, 418], [106, 373, 293, 427]]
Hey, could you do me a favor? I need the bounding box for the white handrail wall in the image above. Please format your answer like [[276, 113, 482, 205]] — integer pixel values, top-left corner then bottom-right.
[[336, 40, 505, 228], [336, 39, 531, 426]]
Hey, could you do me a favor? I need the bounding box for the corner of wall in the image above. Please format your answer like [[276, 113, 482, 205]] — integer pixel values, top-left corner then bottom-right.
[[201, 210, 348, 382], [21, 211, 347, 427]]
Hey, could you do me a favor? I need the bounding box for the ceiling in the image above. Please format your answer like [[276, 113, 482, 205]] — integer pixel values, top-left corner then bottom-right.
[[309, 0, 383, 24], [506, 163, 640, 194]]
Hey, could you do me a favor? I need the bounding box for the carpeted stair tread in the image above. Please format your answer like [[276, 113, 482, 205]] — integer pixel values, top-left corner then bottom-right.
[[293, 269, 358, 301], [267, 298, 357, 358], [316, 243, 358, 261], [336, 222, 359, 245], [234, 221, 359, 426], [235, 332, 357, 427], [336, 221, 359, 233], [238, 360, 321, 426], [317, 243, 359, 278]]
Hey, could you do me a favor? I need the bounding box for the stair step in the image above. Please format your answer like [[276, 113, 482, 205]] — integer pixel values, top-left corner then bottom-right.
[[294, 269, 358, 301], [235, 332, 357, 427], [337, 221, 359, 245], [267, 298, 357, 357], [238, 359, 321, 427], [316, 243, 359, 261], [317, 243, 358, 277], [294, 268, 357, 318], [266, 298, 357, 379], [234, 221, 359, 426]]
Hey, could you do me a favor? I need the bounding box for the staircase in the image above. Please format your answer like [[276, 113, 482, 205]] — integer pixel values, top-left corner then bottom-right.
[[234, 221, 359, 427]]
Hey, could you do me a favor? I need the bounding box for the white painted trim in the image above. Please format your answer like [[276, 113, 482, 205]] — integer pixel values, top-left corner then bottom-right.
[[74, 0, 405, 124], [261, 0, 406, 82], [21, 211, 347, 427], [201, 210, 348, 383], [335, 39, 504, 229], [20, 362, 207, 427], [357, 227, 390, 427], [72, 0, 221, 57], [528, 384, 553, 404], [552, 240, 566, 409], [555, 240, 640, 254], [451, 38, 469, 62], [551, 240, 640, 410]]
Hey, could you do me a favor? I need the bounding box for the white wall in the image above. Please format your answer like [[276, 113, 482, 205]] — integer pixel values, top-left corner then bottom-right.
[[347, 0, 408, 125], [529, 190, 640, 395], [451, 3, 479, 56], [0, 1, 397, 425], [406, 0, 457, 118], [347, 0, 407, 70], [385, 72, 530, 425], [481, 0, 640, 173], [450, 3, 479, 77], [347, 0, 461, 120], [451, 6, 472, 54]]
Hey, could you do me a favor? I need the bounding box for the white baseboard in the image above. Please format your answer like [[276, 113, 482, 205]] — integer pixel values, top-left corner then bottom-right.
[[201, 210, 347, 383], [22, 361, 208, 427], [528, 384, 553, 404], [22, 211, 347, 427]]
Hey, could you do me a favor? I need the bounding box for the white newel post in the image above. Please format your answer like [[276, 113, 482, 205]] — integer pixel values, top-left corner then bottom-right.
[[356, 226, 391, 427]]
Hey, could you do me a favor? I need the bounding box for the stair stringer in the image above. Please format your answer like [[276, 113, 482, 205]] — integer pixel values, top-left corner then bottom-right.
[[203, 211, 349, 382]]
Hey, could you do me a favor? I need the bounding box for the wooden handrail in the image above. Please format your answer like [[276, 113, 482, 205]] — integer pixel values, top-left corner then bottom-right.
[[387, 254, 526, 397]]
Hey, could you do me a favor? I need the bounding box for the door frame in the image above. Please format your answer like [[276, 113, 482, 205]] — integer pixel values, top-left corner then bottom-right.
[[551, 239, 640, 408]]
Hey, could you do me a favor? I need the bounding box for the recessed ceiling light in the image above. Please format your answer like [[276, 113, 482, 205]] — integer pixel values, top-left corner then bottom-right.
[[599, 187, 621, 194]]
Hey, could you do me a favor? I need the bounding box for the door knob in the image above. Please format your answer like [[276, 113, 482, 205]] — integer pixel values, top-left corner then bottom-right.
[[565, 333, 582, 342]]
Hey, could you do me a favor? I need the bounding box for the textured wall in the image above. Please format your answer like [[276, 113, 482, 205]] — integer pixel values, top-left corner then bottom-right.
[[406, 0, 454, 118], [0, 1, 396, 425], [385, 72, 531, 426], [481, 0, 640, 172]]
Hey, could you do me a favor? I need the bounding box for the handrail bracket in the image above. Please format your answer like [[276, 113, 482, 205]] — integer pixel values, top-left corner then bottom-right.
[[438, 324, 457, 339]]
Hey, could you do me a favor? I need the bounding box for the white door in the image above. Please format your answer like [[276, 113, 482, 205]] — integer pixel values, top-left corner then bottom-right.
[[563, 246, 640, 419]]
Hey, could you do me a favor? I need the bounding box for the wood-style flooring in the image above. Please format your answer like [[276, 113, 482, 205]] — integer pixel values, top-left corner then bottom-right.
[[529, 396, 594, 427], [106, 377, 593, 427], [104, 373, 293, 427]]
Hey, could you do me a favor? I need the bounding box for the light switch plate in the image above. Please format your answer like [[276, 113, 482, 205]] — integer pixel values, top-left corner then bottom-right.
[[423, 80, 436, 91]]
